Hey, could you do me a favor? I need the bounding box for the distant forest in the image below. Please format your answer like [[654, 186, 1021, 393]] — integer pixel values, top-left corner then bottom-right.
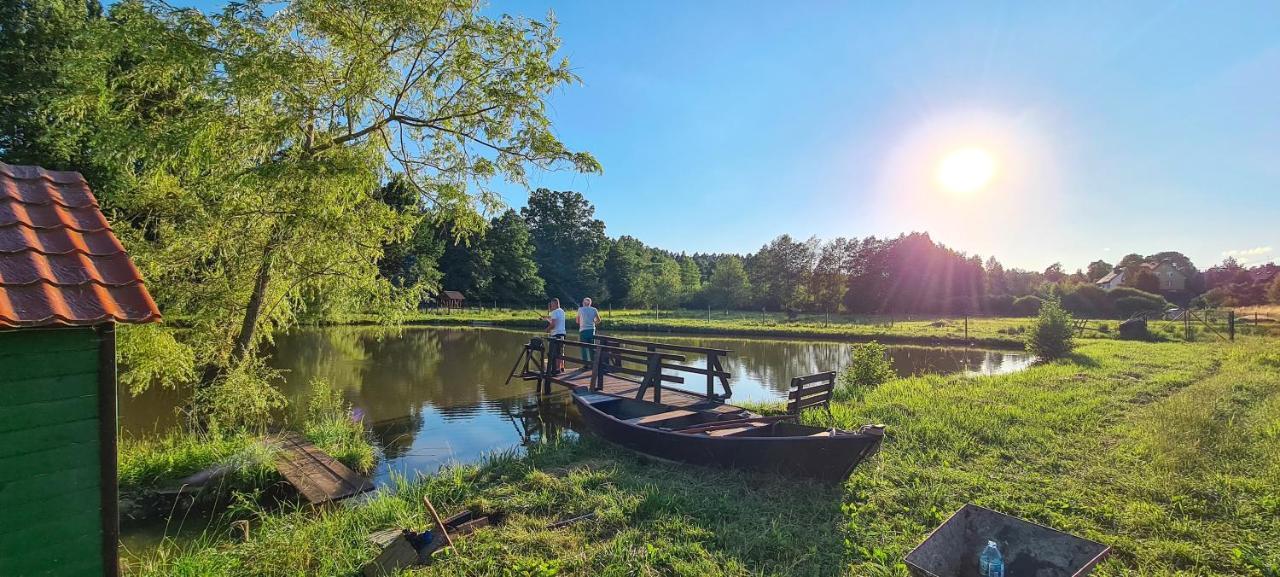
[[399, 187, 1280, 319]]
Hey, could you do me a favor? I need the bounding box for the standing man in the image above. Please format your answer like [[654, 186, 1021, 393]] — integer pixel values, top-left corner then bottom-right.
[[544, 298, 566, 372], [577, 297, 601, 363]]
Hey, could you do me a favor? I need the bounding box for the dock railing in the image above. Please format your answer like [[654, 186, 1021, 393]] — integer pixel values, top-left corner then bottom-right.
[[536, 336, 734, 403]]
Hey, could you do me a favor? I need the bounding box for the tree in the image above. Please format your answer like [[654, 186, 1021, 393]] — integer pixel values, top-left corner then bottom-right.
[[749, 234, 817, 311], [1043, 262, 1066, 283], [985, 256, 1008, 295], [17, 0, 598, 398], [603, 236, 648, 306], [650, 256, 683, 307], [1134, 268, 1161, 293], [436, 218, 492, 297], [482, 210, 543, 305], [678, 257, 702, 304], [522, 188, 608, 302], [0, 0, 102, 164], [1086, 260, 1113, 282], [810, 238, 854, 313], [1269, 276, 1280, 304], [706, 256, 751, 310]]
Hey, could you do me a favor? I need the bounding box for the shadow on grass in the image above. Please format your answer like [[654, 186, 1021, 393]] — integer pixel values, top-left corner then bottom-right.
[[489, 436, 850, 577]]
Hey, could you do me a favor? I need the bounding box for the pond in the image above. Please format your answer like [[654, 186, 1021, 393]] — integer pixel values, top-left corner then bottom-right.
[[121, 326, 1032, 484]]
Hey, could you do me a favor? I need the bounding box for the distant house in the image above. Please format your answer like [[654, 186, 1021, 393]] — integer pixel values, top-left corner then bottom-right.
[[437, 290, 466, 311], [1145, 261, 1187, 292], [1095, 261, 1187, 293], [1095, 269, 1126, 291]]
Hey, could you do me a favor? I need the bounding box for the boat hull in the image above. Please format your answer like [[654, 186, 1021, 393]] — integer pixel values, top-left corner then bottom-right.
[[571, 389, 883, 482]]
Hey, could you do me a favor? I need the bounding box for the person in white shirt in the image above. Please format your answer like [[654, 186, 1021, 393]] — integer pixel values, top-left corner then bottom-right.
[[577, 297, 601, 362], [544, 298, 566, 372]]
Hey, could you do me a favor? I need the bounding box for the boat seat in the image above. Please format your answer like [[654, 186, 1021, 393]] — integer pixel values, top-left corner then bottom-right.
[[705, 423, 767, 437], [625, 410, 696, 425]]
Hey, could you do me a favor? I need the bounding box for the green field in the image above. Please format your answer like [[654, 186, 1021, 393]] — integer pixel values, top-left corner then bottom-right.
[[330, 308, 1272, 348], [123, 336, 1280, 576]]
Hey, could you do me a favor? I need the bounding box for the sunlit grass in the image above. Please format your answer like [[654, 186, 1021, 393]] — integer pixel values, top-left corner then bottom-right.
[[124, 337, 1280, 576]]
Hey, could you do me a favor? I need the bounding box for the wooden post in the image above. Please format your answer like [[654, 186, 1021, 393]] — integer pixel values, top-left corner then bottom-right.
[[1228, 310, 1236, 341], [964, 315, 969, 341], [706, 353, 716, 398]]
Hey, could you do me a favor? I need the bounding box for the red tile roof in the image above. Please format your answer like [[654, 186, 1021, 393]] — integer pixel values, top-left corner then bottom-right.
[[0, 163, 161, 328]]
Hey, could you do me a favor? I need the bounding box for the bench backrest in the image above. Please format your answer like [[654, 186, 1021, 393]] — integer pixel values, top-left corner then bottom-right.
[[787, 371, 836, 415]]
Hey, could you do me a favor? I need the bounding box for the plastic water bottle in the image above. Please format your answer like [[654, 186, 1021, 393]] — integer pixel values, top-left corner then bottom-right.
[[979, 540, 1004, 577]]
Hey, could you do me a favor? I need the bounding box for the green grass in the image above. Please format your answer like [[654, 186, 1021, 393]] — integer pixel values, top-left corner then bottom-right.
[[123, 337, 1280, 576]]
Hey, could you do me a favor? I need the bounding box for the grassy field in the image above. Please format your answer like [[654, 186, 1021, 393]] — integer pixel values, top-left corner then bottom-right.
[[123, 336, 1280, 576], [329, 307, 1280, 347]]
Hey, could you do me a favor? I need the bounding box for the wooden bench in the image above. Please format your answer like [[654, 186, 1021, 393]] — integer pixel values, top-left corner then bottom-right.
[[787, 371, 836, 415]]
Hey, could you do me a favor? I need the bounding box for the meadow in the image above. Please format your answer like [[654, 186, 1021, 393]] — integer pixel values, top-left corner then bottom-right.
[[332, 307, 1278, 347], [122, 336, 1280, 576]]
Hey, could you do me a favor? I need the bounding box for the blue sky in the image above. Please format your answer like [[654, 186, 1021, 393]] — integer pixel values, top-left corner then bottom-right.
[[140, 1, 1280, 271]]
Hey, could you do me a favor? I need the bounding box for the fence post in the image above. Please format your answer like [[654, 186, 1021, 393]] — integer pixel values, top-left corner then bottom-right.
[[964, 315, 969, 341], [1228, 310, 1236, 341]]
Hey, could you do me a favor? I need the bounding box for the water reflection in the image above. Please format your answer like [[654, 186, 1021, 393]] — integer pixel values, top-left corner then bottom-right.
[[118, 327, 1033, 484]]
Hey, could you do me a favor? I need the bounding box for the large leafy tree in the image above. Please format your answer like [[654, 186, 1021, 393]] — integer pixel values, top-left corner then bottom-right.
[[748, 234, 818, 311], [481, 210, 544, 305], [603, 236, 648, 306], [521, 188, 607, 302], [1086, 260, 1113, 282], [15, 0, 598, 395], [0, 0, 102, 163], [706, 255, 751, 310]]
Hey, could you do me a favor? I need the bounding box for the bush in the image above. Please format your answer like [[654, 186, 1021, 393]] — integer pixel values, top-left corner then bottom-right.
[[983, 294, 1015, 316], [1115, 296, 1164, 319], [304, 378, 375, 472], [1026, 297, 1074, 360], [1061, 284, 1114, 318], [1012, 295, 1044, 317], [835, 341, 895, 401]]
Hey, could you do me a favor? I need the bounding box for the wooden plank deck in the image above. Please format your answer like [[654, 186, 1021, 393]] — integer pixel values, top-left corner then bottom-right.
[[549, 368, 744, 415], [270, 431, 373, 504]]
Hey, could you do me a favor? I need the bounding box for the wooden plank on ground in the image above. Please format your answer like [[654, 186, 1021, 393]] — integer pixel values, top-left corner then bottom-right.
[[269, 432, 372, 505]]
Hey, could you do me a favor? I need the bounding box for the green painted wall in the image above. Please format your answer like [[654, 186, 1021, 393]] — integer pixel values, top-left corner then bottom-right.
[[0, 327, 107, 577]]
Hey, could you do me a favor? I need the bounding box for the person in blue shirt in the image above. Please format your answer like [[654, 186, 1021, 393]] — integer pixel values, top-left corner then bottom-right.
[[577, 297, 601, 363]]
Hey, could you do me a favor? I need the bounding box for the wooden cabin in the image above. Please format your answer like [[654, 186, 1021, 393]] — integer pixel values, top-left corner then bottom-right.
[[0, 163, 162, 577], [438, 290, 466, 311]]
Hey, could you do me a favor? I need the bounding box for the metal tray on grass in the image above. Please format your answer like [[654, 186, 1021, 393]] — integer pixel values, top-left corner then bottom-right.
[[905, 504, 1110, 577]]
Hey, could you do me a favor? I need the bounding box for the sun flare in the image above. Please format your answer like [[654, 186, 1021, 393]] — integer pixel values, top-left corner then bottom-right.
[[936, 147, 997, 194]]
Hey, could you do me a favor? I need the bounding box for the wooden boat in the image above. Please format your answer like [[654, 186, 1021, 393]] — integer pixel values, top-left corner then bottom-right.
[[571, 388, 885, 482]]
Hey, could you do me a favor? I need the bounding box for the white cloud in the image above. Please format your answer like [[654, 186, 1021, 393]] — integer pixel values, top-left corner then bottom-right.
[[1223, 246, 1273, 257]]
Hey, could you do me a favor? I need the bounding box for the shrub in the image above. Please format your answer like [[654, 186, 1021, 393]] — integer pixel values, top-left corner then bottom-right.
[[1026, 296, 1074, 360], [1061, 284, 1114, 318], [836, 341, 895, 401], [983, 294, 1015, 316], [304, 378, 375, 472], [1012, 295, 1044, 317], [1115, 296, 1163, 319]]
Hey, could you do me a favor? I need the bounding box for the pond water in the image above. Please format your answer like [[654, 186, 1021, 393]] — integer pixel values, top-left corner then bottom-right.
[[120, 326, 1032, 484]]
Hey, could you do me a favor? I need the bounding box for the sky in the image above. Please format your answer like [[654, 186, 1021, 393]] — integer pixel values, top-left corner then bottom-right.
[[140, 1, 1280, 271]]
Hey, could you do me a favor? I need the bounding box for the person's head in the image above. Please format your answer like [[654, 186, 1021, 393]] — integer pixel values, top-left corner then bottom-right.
[[582, 297, 592, 307], [548, 298, 560, 310]]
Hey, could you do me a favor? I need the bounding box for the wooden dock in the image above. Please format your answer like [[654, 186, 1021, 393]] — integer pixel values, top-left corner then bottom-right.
[[270, 431, 373, 504], [510, 334, 741, 414], [552, 368, 743, 415]]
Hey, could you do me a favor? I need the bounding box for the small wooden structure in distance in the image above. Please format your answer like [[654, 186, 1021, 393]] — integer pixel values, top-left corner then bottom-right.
[[0, 163, 163, 577], [437, 290, 465, 312]]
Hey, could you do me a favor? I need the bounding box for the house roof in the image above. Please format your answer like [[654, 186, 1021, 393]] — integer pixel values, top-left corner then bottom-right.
[[0, 163, 161, 328], [1096, 270, 1122, 284], [441, 290, 465, 300]]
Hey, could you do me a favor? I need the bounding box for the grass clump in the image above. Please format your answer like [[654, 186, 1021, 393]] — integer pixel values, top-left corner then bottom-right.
[[118, 432, 275, 492], [303, 378, 376, 471]]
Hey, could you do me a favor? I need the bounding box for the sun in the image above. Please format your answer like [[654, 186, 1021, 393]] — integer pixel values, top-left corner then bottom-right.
[[936, 147, 997, 194]]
